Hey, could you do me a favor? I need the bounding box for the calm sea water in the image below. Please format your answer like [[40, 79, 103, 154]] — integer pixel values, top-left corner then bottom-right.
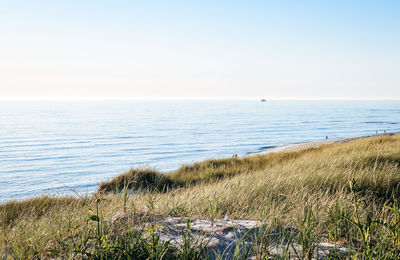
[[1, 99, 400, 203]]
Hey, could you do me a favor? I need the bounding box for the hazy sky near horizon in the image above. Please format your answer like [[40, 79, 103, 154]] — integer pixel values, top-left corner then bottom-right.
[[1, 1, 399, 99]]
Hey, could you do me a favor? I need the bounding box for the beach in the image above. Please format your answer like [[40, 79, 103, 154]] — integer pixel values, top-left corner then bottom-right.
[[267, 133, 397, 153]]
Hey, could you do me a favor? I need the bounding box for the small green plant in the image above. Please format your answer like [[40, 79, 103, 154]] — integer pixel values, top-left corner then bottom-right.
[[294, 204, 320, 260], [325, 201, 351, 246], [232, 232, 252, 260], [214, 229, 252, 260], [345, 179, 375, 258], [251, 224, 273, 259], [176, 220, 207, 259], [372, 202, 400, 258], [142, 225, 170, 260]]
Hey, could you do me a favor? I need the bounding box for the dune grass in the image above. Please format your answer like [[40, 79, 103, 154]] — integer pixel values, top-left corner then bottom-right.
[[98, 148, 305, 193], [97, 168, 175, 193], [2, 134, 400, 258]]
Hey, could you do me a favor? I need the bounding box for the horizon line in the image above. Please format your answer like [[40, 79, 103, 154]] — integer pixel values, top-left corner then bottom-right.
[[1, 96, 400, 101]]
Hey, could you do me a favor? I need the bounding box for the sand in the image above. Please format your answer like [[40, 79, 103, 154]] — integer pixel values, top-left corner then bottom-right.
[[266, 133, 396, 154]]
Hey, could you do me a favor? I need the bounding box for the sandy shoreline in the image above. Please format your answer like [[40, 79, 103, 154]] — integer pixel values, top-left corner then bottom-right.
[[263, 132, 398, 154]]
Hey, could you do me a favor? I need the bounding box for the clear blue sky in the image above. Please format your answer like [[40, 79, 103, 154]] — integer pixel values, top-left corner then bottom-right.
[[1, 1, 399, 99]]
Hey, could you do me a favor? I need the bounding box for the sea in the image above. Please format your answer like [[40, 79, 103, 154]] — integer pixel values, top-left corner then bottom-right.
[[1, 99, 400, 203]]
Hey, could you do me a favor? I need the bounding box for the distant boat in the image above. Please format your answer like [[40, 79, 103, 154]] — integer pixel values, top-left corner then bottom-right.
[[261, 99, 267, 102]]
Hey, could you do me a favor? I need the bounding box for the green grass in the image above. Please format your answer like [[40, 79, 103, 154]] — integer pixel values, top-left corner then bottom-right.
[[2, 134, 400, 259]]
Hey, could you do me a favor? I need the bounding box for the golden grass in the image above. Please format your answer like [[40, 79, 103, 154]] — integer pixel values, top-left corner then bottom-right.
[[2, 134, 400, 258], [130, 135, 400, 220], [98, 147, 304, 192], [0, 196, 81, 228]]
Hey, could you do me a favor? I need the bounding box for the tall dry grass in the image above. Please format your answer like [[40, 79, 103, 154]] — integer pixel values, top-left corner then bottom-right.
[[2, 134, 400, 258]]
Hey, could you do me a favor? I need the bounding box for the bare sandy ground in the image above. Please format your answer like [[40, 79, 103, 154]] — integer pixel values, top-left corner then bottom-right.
[[112, 211, 348, 259]]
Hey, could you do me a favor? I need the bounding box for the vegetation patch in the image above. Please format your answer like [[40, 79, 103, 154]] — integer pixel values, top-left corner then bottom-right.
[[98, 168, 175, 193], [2, 134, 400, 258]]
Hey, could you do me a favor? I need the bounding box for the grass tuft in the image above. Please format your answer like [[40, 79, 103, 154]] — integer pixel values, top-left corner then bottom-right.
[[98, 168, 175, 193]]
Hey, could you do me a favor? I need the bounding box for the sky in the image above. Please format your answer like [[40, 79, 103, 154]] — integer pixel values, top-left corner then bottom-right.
[[0, 0, 399, 99]]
